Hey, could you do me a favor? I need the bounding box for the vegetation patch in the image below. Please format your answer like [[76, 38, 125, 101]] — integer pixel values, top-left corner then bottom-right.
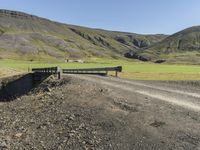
[[0, 59, 200, 80]]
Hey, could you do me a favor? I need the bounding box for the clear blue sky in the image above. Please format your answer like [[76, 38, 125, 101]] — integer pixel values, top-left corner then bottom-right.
[[1, 0, 200, 34]]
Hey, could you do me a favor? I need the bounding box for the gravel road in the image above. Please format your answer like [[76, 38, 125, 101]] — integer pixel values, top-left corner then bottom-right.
[[67, 75, 200, 112], [0, 74, 200, 149]]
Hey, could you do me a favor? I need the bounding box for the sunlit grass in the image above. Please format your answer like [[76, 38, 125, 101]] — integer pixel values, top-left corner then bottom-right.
[[0, 58, 200, 80]]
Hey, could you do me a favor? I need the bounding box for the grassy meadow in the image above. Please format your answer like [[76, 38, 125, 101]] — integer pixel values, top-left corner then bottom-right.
[[0, 58, 200, 80]]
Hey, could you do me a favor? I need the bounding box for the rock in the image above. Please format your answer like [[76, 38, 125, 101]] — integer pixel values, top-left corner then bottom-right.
[[99, 89, 103, 92], [154, 59, 166, 63], [46, 92, 52, 96], [69, 114, 75, 120], [70, 130, 76, 133], [150, 120, 166, 127], [133, 39, 149, 48], [124, 51, 150, 61], [15, 133, 23, 138], [45, 87, 52, 92], [0, 140, 8, 149]]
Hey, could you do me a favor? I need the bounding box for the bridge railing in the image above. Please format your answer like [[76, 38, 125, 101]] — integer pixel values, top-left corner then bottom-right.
[[31, 66, 122, 78], [32, 67, 61, 79], [62, 66, 122, 77], [32, 67, 58, 73]]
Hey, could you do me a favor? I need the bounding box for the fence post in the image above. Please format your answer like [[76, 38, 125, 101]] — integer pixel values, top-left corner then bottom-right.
[[57, 67, 61, 79], [115, 71, 118, 77]]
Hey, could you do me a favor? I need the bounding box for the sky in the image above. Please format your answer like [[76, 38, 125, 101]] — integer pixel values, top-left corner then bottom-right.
[[1, 0, 200, 34]]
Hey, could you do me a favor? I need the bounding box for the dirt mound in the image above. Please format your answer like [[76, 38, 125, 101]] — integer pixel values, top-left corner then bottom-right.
[[0, 77, 129, 149]]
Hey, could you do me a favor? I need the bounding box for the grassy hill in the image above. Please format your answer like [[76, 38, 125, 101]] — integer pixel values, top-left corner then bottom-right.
[[136, 26, 200, 64], [0, 9, 167, 62], [0, 9, 200, 64]]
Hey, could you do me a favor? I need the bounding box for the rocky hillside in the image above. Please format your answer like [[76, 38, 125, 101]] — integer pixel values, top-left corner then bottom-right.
[[0, 9, 167, 61], [133, 26, 200, 64], [1, 9, 200, 64], [151, 26, 200, 52]]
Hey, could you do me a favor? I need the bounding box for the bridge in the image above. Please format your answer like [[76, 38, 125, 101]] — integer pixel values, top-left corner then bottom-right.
[[31, 66, 122, 78]]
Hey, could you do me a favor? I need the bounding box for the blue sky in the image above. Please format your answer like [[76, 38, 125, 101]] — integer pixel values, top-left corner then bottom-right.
[[1, 0, 200, 34]]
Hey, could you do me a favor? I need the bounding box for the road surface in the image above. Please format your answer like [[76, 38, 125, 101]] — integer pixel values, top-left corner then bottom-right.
[[67, 74, 200, 112]]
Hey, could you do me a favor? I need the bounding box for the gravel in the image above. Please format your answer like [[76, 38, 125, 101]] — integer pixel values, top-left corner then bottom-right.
[[0, 75, 200, 149]]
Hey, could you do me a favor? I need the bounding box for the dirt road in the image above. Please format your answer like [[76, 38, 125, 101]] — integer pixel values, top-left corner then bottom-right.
[[64, 74, 200, 149], [0, 74, 200, 149], [67, 74, 200, 112]]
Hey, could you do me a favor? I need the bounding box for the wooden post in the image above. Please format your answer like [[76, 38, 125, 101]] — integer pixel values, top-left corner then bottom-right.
[[115, 71, 118, 77], [58, 72, 61, 79], [57, 67, 61, 79]]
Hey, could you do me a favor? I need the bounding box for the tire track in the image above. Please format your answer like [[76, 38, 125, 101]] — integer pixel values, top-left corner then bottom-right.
[[66, 75, 200, 112]]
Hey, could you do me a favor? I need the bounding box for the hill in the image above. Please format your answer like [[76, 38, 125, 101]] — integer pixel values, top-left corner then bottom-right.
[[134, 26, 200, 64], [0, 9, 167, 62]]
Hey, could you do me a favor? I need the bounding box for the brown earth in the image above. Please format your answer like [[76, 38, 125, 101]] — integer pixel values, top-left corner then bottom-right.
[[0, 75, 200, 149], [0, 68, 23, 78]]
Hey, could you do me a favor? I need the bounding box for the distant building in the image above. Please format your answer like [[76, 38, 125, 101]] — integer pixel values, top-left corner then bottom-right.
[[65, 59, 84, 63]]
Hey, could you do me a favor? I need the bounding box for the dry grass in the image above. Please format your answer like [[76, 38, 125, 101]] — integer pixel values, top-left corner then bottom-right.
[[119, 72, 200, 80], [0, 67, 23, 78]]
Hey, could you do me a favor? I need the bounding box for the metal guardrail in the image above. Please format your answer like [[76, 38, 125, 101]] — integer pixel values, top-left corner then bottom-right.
[[32, 67, 61, 79], [32, 66, 122, 78], [32, 67, 58, 73], [62, 66, 122, 77]]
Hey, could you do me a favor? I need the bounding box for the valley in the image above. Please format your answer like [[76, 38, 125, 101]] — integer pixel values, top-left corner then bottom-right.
[[0, 8, 200, 150], [0, 10, 200, 65]]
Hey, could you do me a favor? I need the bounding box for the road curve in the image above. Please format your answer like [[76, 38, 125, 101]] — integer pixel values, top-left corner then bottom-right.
[[65, 74, 200, 112]]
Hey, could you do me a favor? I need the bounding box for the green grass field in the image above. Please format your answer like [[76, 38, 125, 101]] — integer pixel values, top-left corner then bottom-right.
[[0, 58, 200, 80]]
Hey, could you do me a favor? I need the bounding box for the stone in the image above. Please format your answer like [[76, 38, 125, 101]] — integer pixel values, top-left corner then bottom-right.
[[15, 133, 23, 138], [0, 141, 8, 149], [45, 87, 52, 92]]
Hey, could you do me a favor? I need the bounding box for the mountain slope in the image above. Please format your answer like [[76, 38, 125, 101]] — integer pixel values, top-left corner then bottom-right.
[[0, 9, 167, 61], [136, 26, 200, 64], [151, 26, 200, 52]]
